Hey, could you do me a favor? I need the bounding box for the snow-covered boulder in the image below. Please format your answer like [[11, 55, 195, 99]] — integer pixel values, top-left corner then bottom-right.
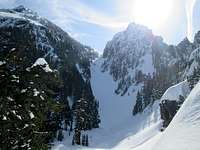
[[161, 80, 190, 102], [31, 58, 53, 72], [160, 80, 190, 128]]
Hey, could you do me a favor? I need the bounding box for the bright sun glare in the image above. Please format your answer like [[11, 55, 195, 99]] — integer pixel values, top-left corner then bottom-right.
[[132, 0, 173, 28]]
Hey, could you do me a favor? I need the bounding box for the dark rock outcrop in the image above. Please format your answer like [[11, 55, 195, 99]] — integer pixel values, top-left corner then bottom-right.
[[160, 100, 182, 130]]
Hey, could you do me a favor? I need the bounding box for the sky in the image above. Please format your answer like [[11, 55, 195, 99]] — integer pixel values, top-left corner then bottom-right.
[[0, 0, 200, 54]]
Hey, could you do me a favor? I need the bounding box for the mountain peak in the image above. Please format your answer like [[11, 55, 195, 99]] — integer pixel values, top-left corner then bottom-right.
[[110, 22, 153, 45], [11, 5, 40, 20], [177, 37, 192, 47], [126, 22, 137, 30], [13, 5, 28, 12], [126, 22, 151, 33]]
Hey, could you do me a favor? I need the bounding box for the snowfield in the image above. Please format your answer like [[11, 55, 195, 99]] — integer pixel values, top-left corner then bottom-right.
[[52, 58, 162, 150], [53, 67, 200, 150]]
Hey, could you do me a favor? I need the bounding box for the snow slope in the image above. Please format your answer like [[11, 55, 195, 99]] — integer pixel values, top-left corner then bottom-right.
[[112, 79, 200, 150], [53, 69, 200, 150], [52, 58, 162, 150], [152, 81, 200, 150], [91, 58, 139, 129]]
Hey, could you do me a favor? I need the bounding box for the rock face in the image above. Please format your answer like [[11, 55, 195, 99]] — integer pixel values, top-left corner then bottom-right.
[[158, 83, 187, 130], [160, 100, 180, 129], [159, 81, 189, 129]]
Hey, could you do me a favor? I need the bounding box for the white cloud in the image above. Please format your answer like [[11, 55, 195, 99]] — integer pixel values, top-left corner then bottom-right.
[[10, 0, 128, 37], [5, 0, 127, 30], [49, 0, 128, 30]]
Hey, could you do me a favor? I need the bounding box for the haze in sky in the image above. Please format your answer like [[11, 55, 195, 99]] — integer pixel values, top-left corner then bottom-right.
[[0, 0, 200, 53]]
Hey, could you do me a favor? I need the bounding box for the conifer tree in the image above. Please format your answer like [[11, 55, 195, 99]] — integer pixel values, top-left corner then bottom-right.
[[0, 53, 63, 149], [85, 134, 89, 146], [57, 129, 64, 141], [133, 91, 143, 115], [72, 135, 75, 145], [82, 134, 86, 146], [74, 129, 81, 145]]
